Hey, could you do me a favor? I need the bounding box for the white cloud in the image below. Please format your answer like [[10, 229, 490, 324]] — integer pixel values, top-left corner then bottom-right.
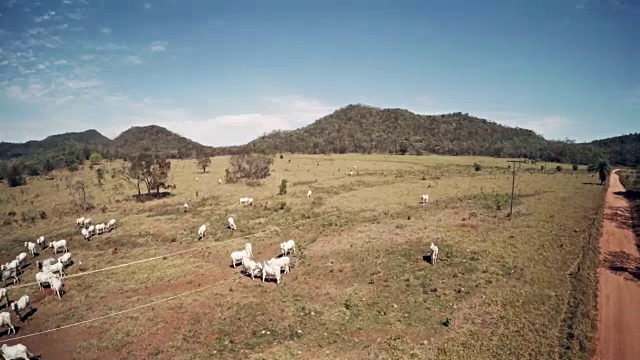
[[80, 54, 94, 60], [53, 60, 69, 65], [144, 2, 151, 9], [100, 27, 112, 34], [124, 55, 143, 64], [57, 23, 68, 29], [150, 40, 167, 52]]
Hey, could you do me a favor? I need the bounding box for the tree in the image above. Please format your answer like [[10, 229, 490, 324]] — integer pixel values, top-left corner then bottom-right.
[[279, 179, 288, 195], [112, 153, 173, 196], [7, 162, 26, 187], [196, 153, 212, 173], [43, 158, 55, 173], [73, 179, 90, 210], [225, 154, 273, 183], [89, 153, 103, 165], [96, 168, 105, 186], [593, 159, 611, 185]]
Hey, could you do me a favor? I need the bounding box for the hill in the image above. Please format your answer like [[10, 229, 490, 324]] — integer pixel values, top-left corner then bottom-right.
[[0, 129, 112, 160], [590, 133, 640, 167], [112, 125, 212, 158], [242, 104, 604, 164]]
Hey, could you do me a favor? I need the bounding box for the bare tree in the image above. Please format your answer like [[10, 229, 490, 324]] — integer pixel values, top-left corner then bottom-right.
[[72, 179, 92, 210]]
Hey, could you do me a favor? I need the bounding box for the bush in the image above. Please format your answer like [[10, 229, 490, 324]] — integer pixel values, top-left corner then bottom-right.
[[279, 179, 288, 195], [279, 154, 284, 159], [572, 164, 579, 171], [89, 153, 102, 165], [540, 165, 545, 171], [556, 165, 563, 172], [473, 162, 481, 171], [225, 154, 273, 183]]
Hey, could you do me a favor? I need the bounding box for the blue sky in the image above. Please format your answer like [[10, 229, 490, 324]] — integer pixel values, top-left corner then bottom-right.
[[0, 0, 638, 146]]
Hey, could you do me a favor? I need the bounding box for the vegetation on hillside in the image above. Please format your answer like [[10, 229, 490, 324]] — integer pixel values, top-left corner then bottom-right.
[[242, 105, 607, 164], [590, 133, 640, 167], [1, 104, 638, 185]]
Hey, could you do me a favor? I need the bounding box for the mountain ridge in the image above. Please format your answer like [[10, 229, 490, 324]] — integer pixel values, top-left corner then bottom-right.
[[0, 104, 638, 170]]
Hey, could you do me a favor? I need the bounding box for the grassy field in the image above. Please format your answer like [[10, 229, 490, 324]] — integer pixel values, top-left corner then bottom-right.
[[0, 154, 604, 359]]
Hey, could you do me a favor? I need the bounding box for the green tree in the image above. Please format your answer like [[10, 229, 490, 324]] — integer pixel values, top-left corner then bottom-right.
[[225, 154, 273, 183], [7, 162, 26, 187], [593, 159, 611, 185], [96, 168, 105, 186], [89, 153, 103, 165], [196, 153, 212, 173]]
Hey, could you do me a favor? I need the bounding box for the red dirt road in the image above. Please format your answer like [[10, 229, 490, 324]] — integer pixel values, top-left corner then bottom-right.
[[594, 170, 640, 360]]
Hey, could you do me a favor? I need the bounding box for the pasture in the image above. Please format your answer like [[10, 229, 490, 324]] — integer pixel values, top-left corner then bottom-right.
[[0, 154, 603, 359]]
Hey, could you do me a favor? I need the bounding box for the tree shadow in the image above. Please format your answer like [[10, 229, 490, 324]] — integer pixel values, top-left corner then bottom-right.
[[132, 192, 173, 203], [613, 190, 640, 251], [602, 250, 640, 282], [604, 205, 633, 231], [582, 182, 602, 186]]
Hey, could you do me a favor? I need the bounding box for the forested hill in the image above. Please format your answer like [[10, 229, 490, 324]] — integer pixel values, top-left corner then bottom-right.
[[242, 104, 605, 164], [0, 129, 111, 160], [111, 125, 211, 158], [589, 133, 640, 167]]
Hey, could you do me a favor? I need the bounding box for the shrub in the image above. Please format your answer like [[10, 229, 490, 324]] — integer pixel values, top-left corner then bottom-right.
[[572, 164, 579, 171], [473, 162, 481, 171], [225, 154, 273, 183], [556, 165, 563, 172], [279, 154, 284, 159], [89, 153, 102, 165], [540, 165, 545, 171], [278, 179, 288, 195]]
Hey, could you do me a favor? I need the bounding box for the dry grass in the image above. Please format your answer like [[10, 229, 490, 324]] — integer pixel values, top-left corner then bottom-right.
[[0, 154, 603, 359]]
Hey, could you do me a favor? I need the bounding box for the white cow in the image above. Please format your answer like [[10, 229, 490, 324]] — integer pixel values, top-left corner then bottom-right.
[[261, 262, 281, 284], [35, 271, 53, 290], [0, 311, 15, 335], [197, 224, 207, 240], [348, 170, 354, 176], [50, 276, 64, 299], [0, 343, 35, 360], [49, 239, 68, 254], [280, 239, 296, 256], [88, 224, 95, 236], [228, 217, 236, 230], [106, 218, 117, 231], [95, 223, 106, 235], [240, 197, 253, 206], [218, 178, 222, 184], [24, 242, 37, 256], [76, 217, 85, 227], [241, 257, 262, 279], [36, 236, 45, 250], [430, 242, 439, 265], [83, 217, 92, 228], [267, 256, 291, 274], [244, 243, 253, 258], [81, 228, 90, 240], [230, 250, 249, 268], [183, 203, 189, 213], [0, 288, 8, 308], [420, 194, 429, 204], [10, 294, 32, 322], [57, 253, 72, 267], [15, 253, 27, 269], [307, 190, 312, 198]]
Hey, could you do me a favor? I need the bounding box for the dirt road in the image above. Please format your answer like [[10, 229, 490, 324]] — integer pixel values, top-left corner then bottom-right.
[[594, 170, 640, 360]]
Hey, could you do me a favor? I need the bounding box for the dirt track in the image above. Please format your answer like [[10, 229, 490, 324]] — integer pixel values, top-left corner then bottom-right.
[[595, 170, 640, 360]]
